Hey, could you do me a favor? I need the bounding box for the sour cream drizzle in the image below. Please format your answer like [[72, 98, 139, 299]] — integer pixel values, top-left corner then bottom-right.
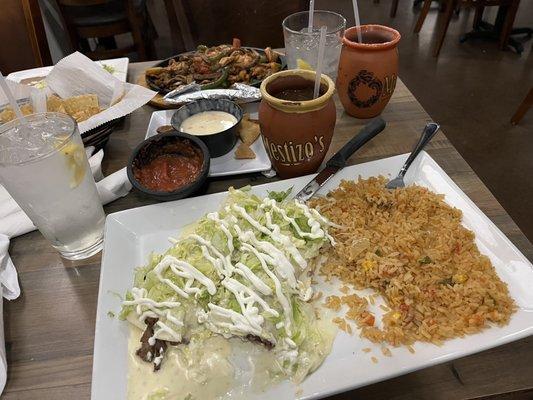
[[261, 198, 326, 242], [293, 201, 335, 244], [187, 234, 234, 275], [233, 204, 307, 269], [241, 242, 293, 336], [234, 225, 297, 288], [126, 192, 331, 346], [204, 303, 263, 337], [154, 255, 217, 298], [207, 212, 234, 252], [124, 288, 184, 344], [124, 287, 182, 324], [234, 262, 272, 295], [154, 319, 182, 342]]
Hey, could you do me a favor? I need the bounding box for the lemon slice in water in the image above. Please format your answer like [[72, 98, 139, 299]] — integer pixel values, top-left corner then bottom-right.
[[59, 141, 86, 188], [296, 58, 313, 71]]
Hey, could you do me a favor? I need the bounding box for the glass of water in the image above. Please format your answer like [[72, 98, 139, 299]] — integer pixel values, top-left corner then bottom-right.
[[0, 112, 105, 260], [283, 10, 346, 81]]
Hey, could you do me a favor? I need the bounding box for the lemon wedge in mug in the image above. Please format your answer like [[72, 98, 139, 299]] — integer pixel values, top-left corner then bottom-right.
[[59, 141, 86, 188], [296, 58, 313, 71]]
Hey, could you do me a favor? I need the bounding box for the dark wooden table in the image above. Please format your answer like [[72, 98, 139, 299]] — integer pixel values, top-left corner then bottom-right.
[[3, 62, 533, 400]]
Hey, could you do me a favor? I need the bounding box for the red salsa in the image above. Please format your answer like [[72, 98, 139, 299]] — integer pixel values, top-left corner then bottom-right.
[[134, 145, 203, 192]]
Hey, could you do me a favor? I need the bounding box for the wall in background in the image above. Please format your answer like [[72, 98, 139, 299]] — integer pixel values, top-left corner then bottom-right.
[[0, 0, 51, 73], [39, 0, 71, 63]]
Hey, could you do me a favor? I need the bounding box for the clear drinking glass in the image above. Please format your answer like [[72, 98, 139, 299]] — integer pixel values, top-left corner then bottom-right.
[[282, 10, 346, 81], [0, 112, 105, 260]]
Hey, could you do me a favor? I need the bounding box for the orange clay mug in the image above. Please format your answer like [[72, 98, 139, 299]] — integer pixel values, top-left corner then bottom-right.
[[259, 69, 336, 179], [337, 25, 401, 119]]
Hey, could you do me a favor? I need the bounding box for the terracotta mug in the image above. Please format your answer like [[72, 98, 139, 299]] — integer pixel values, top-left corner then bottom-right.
[[259, 69, 336, 178], [337, 25, 401, 119]]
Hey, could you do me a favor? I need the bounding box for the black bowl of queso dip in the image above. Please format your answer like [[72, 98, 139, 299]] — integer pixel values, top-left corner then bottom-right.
[[170, 99, 243, 158], [127, 132, 210, 201]]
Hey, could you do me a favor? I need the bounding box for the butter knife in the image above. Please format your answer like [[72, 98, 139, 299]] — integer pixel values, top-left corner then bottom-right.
[[294, 117, 386, 202]]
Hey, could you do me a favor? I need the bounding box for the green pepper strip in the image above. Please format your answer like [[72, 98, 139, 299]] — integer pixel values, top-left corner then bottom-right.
[[200, 68, 229, 90], [208, 48, 233, 65]]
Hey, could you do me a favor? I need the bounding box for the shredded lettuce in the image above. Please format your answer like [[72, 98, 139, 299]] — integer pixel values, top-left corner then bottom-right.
[[267, 187, 293, 202], [121, 187, 335, 382]]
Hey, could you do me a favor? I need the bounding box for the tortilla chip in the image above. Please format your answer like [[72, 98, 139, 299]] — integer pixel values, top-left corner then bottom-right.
[[157, 125, 175, 134], [71, 106, 100, 122], [0, 104, 34, 123], [20, 104, 33, 115], [0, 108, 15, 123], [238, 117, 260, 145], [63, 94, 99, 116], [46, 94, 64, 112], [234, 142, 256, 159]]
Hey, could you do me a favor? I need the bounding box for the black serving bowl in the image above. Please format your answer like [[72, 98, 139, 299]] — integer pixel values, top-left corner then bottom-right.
[[127, 132, 210, 201], [170, 99, 243, 158]]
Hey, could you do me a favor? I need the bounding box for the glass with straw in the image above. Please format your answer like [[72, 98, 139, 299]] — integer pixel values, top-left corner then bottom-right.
[[282, 9, 346, 81], [0, 74, 106, 260]]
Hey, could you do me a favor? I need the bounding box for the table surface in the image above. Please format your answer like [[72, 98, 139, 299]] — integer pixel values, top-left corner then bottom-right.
[[3, 62, 533, 400]]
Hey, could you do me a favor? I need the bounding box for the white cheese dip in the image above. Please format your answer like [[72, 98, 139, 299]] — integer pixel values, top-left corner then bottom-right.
[[127, 327, 286, 400], [179, 111, 237, 136]]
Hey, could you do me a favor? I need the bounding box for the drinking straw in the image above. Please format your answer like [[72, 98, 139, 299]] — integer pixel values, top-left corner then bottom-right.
[[352, 0, 363, 43], [313, 26, 327, 99], [308, 0, 315, 32], [0, 71, 25, 121]]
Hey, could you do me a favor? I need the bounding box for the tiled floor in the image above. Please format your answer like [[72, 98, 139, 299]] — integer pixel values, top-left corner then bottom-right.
[[147, 0, 533, 241]]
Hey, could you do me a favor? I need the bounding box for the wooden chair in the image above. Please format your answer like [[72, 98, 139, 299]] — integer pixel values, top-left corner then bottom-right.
[[376, 0, 444, 20], [57, 0, 152, 61], [0, 0, 52, 73], [413, 0, 451, 32], [163, 0, 193, 53], [414, 0, 518, 57], [371, 0, 401, 18], [511, 88, 533, 125]]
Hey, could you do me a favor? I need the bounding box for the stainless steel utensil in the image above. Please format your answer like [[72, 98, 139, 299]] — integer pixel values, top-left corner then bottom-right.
[[294, 117, 386, 202], [386, 122, 440, 189]]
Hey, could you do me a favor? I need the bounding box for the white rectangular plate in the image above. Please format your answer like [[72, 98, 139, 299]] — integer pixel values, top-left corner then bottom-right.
[[92, 151, 533, 400], [7, 57, 129, 83], [145, 106, 272, 177]]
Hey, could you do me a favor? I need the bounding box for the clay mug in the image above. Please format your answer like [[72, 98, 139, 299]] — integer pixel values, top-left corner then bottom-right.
[[337, 25, 401, 118], [259, 69, 336, 179]]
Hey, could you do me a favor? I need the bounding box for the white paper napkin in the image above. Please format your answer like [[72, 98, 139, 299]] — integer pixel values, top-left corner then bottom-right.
[[0, 79, 31, 110], [44, 52, 156, 134], [0, 149, 132, 394], [46, 51, 125, 108]]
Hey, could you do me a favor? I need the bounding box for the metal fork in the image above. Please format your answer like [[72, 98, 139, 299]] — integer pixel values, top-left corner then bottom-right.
[[386, 122, 440, 189]]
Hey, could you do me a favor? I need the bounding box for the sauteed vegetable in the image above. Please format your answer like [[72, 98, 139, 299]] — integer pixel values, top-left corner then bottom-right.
[[145, 38, 282, 93]]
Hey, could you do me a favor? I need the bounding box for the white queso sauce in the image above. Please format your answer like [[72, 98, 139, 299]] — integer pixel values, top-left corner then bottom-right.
[[179, 111, 237, 136]]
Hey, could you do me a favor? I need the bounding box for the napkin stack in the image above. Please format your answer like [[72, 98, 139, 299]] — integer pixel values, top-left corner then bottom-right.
[[0, 148, 132, 393]]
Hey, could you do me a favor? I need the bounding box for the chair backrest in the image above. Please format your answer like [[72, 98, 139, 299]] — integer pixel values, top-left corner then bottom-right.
[[461, 0, 513, 5], [57, 0, 110, 6], [180, 0, 308, 48]]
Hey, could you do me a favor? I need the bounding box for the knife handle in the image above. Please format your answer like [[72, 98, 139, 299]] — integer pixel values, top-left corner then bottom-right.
[[397, 122, 440, 178], [326, 117, 386, 169]]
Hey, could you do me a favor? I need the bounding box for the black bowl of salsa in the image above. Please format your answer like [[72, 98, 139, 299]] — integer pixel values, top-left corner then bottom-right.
[[127, 131, 210, 201]]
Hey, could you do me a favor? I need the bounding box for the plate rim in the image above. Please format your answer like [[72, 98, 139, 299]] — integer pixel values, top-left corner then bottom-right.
[[91, 151, 533, 400]]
